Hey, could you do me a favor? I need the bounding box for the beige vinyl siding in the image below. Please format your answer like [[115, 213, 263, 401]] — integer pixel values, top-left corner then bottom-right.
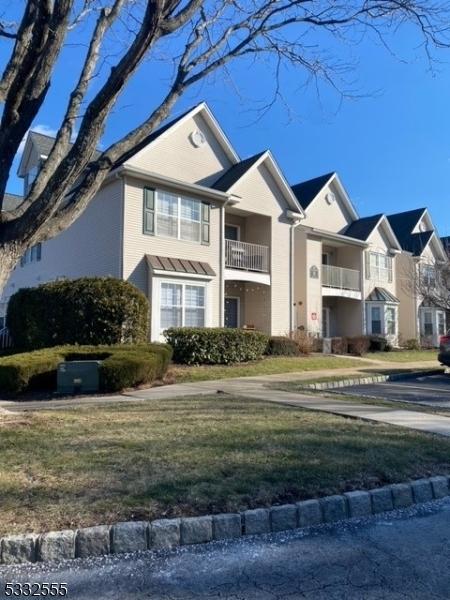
[[2, 179, 123, 302], [125, 113, 232, 187], [229, 162, 293, 335], [395, 252, 419, 341], [302, 182, 354, 233], [122, 176, 222, 328]]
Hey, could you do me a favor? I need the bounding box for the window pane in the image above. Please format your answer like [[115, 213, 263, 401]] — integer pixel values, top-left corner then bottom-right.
[[386, 308, 396, 335], [438, 313, 446, 335], [161, 283, 182, 307], [161, 307, 182, 329], [180, 219, 201, 241], [157, 214, 178, 238], [180, 198, 200, 221], [185, 308, 205, 327], [185, 285, 204, 307], [157, 192, 178, 216]]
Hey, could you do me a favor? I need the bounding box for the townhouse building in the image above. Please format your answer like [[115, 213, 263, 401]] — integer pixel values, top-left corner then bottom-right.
[[0, 103, 304, 342], [387, 209, 448, 347], [290, 173, 402, 345], [0, 102, 448, 347]]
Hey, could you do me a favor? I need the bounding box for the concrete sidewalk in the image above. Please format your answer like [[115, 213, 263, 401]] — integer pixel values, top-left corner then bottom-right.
[[2, 359, 450, 438]]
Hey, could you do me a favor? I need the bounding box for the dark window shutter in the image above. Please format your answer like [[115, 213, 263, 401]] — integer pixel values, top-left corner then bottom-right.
[[36, 243, 42, 262], [143, 188, 155, 235], [201, 202, 210, 245]]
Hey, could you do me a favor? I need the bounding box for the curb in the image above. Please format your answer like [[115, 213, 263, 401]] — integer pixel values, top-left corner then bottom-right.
[[1, 475, 449, 565], [297, 369, 445, 391]]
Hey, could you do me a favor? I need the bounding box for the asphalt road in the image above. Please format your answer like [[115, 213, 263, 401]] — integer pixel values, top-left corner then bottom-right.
[[2, 500, 450, 599], [339, 373, 450, 406]]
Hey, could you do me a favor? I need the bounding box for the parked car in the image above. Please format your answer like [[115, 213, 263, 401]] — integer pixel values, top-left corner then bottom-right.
[[438, 332, 450, 367]]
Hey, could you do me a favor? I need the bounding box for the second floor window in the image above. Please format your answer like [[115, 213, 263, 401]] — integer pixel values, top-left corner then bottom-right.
[[421, 264, 436, 288], [366, 252, 393, 283], [20, 243, 42, 267], [143, 188, 210, 244]]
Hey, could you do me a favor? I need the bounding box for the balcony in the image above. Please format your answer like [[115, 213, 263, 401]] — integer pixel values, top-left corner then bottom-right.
[[225, 239, 269, 273], [322, 265, 361, 298]]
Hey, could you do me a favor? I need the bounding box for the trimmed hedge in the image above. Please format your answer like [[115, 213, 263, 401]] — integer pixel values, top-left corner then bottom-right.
[[266, 336, 300, 356], [0, 344, 172, 394], [165, 327, 269, 365], [7, 277, 149, 350]]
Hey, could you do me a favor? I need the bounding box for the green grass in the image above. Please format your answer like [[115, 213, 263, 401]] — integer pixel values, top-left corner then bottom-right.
[[365, 350, 438, 362], [169, 355, 371, 383], [2, 395, 450, 535]]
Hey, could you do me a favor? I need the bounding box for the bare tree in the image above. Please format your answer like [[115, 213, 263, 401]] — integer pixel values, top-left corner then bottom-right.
[[413, 260, 450, 311], [1, 0, 450, 294]]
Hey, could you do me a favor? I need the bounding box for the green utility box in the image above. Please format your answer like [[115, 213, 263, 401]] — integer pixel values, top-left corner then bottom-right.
[[57, 361, 101, 394]]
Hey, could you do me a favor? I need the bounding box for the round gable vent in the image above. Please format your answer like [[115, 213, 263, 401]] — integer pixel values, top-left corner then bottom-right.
[[189, 130, 206, 148], [325, 192, 336, 205]]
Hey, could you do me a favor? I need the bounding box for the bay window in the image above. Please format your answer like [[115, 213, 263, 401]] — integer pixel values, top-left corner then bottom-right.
[[143, 188, 210, 244], [160, 281, 206, 334], [366, 252, 393, 283], [366, 303, 398, 337]]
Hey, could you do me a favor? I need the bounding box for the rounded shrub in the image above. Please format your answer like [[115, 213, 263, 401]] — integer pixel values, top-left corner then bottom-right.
[[0, 343, 172, 394], [7, 277, 149, 350], [266, 336, 299, 356], [165, 327, 269, 365]]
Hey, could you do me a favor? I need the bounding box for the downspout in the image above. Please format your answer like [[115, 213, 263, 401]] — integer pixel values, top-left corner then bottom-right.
[[115, 171, 125, 280], [289, 215, 305, 333], [219, 199, 230, 327]]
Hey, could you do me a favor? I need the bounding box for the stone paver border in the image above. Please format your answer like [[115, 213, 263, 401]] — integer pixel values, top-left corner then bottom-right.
[[297, 369, 444, 391], [1, 475, 450, 565]]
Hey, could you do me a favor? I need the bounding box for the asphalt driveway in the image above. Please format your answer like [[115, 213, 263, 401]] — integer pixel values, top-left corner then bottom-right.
[[338, 373, 450, 407], [1, 500, 450, 599]]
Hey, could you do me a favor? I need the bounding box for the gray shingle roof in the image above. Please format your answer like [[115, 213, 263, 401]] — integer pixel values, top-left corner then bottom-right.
[[386, 208, 427, 251], [211, 152, 265, 192], [343, 214, 383, 241], [2, 192, 23, 212], [291, 172, 335, 210], [366, 287, 400, 303]]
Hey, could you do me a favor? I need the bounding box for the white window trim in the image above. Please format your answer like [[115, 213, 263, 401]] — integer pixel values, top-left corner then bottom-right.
[[366, 302, 398, 337], [151, 276, 211, 341], [419, 307, 447, 342], [154, 191, 202, 243]]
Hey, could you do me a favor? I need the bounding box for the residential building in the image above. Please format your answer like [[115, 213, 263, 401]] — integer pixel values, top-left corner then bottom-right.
[[291, 172, 402, 344], [387, 208, 448, 347], [0, 103, 305, 341]]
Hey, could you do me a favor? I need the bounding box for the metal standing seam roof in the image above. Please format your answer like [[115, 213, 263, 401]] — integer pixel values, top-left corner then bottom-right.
[[366, 287, 400, 303], [146, 255, 216, 276]]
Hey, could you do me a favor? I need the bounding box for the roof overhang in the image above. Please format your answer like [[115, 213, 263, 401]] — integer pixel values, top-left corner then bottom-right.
[[307, 226, 368, 248], [111, 164, 231, 203]]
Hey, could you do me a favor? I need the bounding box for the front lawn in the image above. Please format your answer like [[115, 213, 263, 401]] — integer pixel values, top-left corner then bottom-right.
[[365, 350, 438, 362], [2, 396, 450, 535], [168, 355, 371, 383]]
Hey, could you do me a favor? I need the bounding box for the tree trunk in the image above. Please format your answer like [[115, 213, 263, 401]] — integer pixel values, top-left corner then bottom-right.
[[0, 245, 21, 301]]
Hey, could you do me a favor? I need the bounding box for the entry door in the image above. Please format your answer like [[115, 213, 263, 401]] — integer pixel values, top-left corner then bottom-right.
[[322, 307, 330, 337], [225, 297, 239, 328]]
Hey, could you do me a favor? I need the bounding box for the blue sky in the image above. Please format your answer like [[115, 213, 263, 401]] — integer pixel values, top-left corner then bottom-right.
[[6, 12, 450, 236]]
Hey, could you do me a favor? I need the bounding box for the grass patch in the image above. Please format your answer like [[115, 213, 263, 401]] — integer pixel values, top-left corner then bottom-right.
[[2, 395, 450, 535], [365, 350, 438, 362], [169, 355, 371, 383]]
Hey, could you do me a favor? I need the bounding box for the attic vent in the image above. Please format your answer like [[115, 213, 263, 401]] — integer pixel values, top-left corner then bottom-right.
[[325, 192, 336, 205], [189, 130, 206, 148]]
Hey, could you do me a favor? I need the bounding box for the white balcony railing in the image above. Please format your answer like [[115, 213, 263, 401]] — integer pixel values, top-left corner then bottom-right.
[[225, 239, 269, 273], [322, 265, 361, 291]]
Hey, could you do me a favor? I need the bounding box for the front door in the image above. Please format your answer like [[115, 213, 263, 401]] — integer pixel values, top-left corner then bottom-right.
[[322, 307, 330, 337], [225, 297, 239, 328]]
